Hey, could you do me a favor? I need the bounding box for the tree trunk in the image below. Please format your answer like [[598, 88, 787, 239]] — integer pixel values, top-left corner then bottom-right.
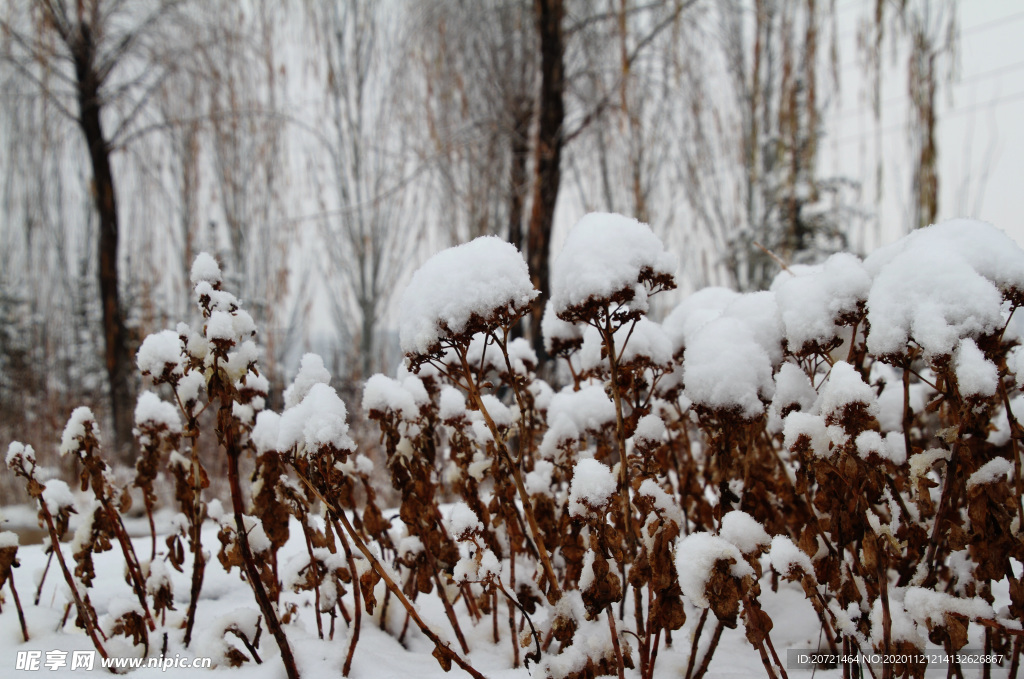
[[527, 0, 566, 361], [71, 23, 134, 459]]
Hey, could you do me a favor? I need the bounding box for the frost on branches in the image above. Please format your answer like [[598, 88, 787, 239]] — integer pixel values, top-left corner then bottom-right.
[[5, 218, 1024, 679]]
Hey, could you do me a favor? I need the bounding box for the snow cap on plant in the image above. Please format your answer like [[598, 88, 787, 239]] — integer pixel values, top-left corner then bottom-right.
[[136, 329, 185, 384], [674, 531, 753, 609], [662, 286, 739, 358], [253, 375, 355, 458], [59, 407, 101, 458], [568, 458, 617, 518], [134, 391, 182, 435], [770, 252, 871, 356], [551, 212, 676, 323], [682, 316, 774, 421], [284, 353, 332, 409], [864, 218, 1024, 359], [398, 235, 537, 359]]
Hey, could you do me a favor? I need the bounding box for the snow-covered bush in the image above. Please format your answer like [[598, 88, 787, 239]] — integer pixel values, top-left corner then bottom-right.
[[6, 217, 1024, 679]]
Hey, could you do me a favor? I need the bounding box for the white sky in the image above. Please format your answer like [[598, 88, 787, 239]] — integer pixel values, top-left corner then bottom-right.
[[823, 0, 1024, 248]]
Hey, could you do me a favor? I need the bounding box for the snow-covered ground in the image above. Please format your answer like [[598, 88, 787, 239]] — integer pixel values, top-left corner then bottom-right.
[[0, 507, 1015, 678], [0, 509, 825, 679]]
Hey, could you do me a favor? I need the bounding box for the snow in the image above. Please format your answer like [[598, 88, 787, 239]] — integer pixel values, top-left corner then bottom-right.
[[902, 586, 994, 628], [719, 511, 771, 555], [783, 412, 830, 458], [770, 253, 871, 354], [967, 457, 1013, 489], [540, 384, 616, 459], [40, 480, 76, 515], [864, 219, 1014, 358], [767, 363, 817, 432], [615, 318, 673, 368], [446, 503, 482, 540], [954, 338, 998, 398], [683, 316, 773, 419], [568, 458, 617, 517], [189, 252, 222, 287], [720, 291, 786, 366], [134, 391, 182, 433], [662, 286, 738, 355], [58, 407, 99, 457], [633, 413, 666, 446], [0, 531, 18, 548], [136, 329, 185, 379], [524, 459, 555, 496], [362, 374, 421, 420], [769, 535, 814, 578], [398, 236, 537, 355], [1009, 345, 1024, 390], [550, 212, 675, 318], [5, 441, 34, 470], [819, 361, 879, 423], [675, 532, 753, 608], [284, 353, 332, 409], [479, 394, 514, 429], [438, 386, 467, 422], [204, 310, 237, 342], [541, 300, 582, 355], [252, 382, 354, 455]]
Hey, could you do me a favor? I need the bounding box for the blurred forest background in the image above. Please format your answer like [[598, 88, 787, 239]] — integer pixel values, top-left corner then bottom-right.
[[0, 0, 975, 465]]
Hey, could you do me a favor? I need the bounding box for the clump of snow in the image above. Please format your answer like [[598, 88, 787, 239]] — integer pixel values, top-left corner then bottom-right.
[[550, 212, 675, 318], [771, 253, 871, 354], [989, 394, 1024, 446], [542, 301, 583, 355], [967, 457, 1013, 490], [568, 458, 617, 517], [252, 382, 354, 456], [525, 459, 555, 496], [362, 374, 422, 420], [864, 219, 1021, 358], [870, 589, 923, 648], [769, 535, 814, 578], [633, 414, 666, 447], [41, 480, 76, 515], [540, 384, 616, 459], [190, 252, 222, 287], [59, 406, 99, 457], [136, 329, 185, 379], [953, 338, 998, 398], [902, 586, 994, 628], [721, 292, 785, 366], [398, 236, 537, 355], [1008, 345, 1024, 390], [719, 511, 771, 554], [636, 479, 684, 530], [284, 353, 332, 409], [439, 386, 467, 422], [818, 362, 878, 424], [683, 317, 774, 419], [662, 287, 739, 355], [134, 391, 182, 433], [480, 394, 515, 429], [783, 412, 830, 457], [6, 441, 35, 470], [618, 318, 673, 368], [909, 448, 951, 481], [446, 502, 483, 540], [768, 364, 817, 432], [675, 532, 753, 608], [853, 430, 907, 465]]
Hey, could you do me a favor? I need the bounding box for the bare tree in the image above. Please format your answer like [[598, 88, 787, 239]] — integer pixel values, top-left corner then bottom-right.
[[0, 0, 192, 456], [303, 0, 422, 379]]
